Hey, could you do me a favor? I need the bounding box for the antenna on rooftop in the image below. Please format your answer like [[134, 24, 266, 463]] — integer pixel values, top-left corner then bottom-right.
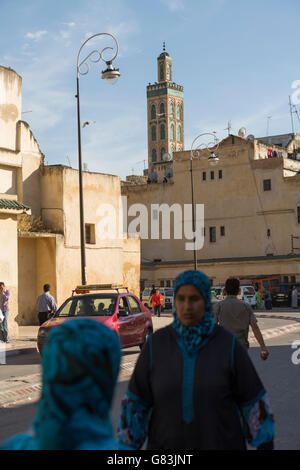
[[224, 120, 232, 135], [289, 95, 295, 134]]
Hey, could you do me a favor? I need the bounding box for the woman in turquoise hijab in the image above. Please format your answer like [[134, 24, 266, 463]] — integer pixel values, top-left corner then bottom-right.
[[1, 319, 128, 450], [117, 270, 274, 450]]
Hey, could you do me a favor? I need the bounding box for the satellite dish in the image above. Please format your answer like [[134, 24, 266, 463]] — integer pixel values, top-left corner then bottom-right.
[[165, 168, 173, 178], [247, 134, 255, 140], [162, 152, 171, 161], [238, 127, 246, 138]]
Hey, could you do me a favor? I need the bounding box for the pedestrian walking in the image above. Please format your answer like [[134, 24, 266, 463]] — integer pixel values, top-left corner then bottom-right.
[[264, 288, 272, 310], [117, 270, 274, 450], [214, 278, 269, 359], [0, 282, 10, 343], [0, 319, 129, 450], [255, 287, 262, 310], [152, 289, 163, 317], [36, 284, 57, 325], [291, 285, 298, 309]]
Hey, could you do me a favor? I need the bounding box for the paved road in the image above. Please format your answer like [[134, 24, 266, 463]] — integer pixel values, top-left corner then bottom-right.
[[0, 318, 299, 449]]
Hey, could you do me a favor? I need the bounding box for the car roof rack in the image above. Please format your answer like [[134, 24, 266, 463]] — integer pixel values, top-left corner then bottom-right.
[[72, 284, 129, 296]]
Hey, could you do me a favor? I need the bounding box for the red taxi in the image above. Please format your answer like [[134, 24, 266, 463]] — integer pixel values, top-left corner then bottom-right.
[[37, 284, 153, 354]]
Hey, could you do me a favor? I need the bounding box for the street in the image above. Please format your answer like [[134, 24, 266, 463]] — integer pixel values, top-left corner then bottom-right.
[[0, 314, 300, 449]]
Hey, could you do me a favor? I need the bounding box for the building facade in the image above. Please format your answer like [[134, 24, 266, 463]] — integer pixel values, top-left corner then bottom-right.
[[0, 65, 140, 333]]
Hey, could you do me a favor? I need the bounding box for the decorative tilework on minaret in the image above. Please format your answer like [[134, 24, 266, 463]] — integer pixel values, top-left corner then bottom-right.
[[146, 45, 184, 175]]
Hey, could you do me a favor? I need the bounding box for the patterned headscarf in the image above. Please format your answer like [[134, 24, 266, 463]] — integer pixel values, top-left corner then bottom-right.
[[172, 270, 215, 352], [33, 319, 121, 450]]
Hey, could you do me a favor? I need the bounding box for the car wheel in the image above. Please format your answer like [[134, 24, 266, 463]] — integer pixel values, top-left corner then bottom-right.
[[139, 328, 153, 350]]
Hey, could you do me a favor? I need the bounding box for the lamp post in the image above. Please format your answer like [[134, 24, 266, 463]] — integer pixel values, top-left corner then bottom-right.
[[76, 33, 120, 285], [190, 132, 220, 270]]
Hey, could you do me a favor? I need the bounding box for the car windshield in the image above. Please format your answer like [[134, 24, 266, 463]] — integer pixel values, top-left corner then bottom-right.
[[56, 294, 118, 317], [242, 287, 255, 295]]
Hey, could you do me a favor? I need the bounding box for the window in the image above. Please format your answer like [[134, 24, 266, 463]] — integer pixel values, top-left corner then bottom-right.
[[151, 126, 156, 141], [160, 124, 165, 140], [170, 103, 174, 117], [160, 103, 165, 114], [263, 179, 271, 191], [291, 276, 296, 283], [166, 280, 171, 287], [152, 149, 157, 162], [219, 170, 223, 179], [160, 63, 164, 80], [283, 276, 289, 283], [297, 206, 300, 223], [209, 227, 216, 243], [177, 104, 181, 120], [210, 171, 214, 180], [161, 147, 166, 160], [56, 299, 76, 317], [85, 224, 96, 244], [170, 146, 174, 159], [170, 123, 175, 140], [202, 172, 206, 181], [151, 105, 156, 120], [166, 63, 170, 80], [220, 226, 225, 236], [267, 229, 271, 238], [177, 125, 182, 142], [160, 280, 165, 287], [119, 297, 130, 315], [127, 296, 141, 314]]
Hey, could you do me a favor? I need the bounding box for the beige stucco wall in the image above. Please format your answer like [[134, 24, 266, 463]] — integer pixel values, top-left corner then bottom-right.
[[18, 235, 57, 325], [0, 66, 21, 151], [124, 135, 300, 285], [122, 237, 141, 296], [0, 213, 19, 337]]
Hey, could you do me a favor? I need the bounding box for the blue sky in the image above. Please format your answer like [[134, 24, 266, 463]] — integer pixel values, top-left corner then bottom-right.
[[1, 0, 300, 178]]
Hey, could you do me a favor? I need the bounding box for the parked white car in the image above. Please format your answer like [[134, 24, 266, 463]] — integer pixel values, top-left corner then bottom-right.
[[238, 285, 257, 307]]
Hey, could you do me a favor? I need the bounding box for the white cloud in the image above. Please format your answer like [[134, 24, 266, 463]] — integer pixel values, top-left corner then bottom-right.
[[62, 22, 76, 27], [25, 30, 48, 41], [161, 0, 185, 12]]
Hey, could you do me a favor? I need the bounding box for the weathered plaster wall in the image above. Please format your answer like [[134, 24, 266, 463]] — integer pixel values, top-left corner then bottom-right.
[[0, 66, 21, 151]]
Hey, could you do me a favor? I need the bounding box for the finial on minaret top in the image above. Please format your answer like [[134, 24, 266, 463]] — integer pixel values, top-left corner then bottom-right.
[[163, 41, 166, 52]]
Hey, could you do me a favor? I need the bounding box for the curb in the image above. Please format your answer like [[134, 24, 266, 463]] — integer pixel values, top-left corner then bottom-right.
[[5, 347, 37, 358], [249, 322, 300, 343]]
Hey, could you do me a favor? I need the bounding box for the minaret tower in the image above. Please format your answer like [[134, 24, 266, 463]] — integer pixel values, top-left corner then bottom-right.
[[146, 44, 184, 178]]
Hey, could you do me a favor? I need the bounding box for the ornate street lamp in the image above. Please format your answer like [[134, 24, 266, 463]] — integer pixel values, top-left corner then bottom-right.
[[76, 33, 120, 285], [190, 132, 220, 270]]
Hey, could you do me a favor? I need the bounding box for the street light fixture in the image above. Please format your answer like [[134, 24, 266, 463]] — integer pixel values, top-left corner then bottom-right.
[[76, 33, 120, 285], [190, 132, 220, 270]]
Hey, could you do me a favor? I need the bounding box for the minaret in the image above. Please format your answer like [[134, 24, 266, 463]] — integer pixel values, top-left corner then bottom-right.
[[146, 44, 184, 178]]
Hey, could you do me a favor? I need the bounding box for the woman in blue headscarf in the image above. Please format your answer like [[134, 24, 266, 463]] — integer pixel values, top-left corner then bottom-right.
[[1, 319, 128, 450], [117, 270, 274, 450]]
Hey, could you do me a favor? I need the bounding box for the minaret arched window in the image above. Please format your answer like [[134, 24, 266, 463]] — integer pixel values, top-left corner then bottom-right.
[[161, 147, 166, 160], [151, 126, 157, 141], [160, 103, 165, 114], [160, 124, 165, 140], [177, 124, 182, 142], [170, 103, 174, 117], [166, 63, 170, 80], [170, 145, 174, 159], [177, 104, 181, 120], [160, 63, 164, 80], [151, 105, 156, 120], [152, 149, 157, 162], [170, 123, 175, 140]]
